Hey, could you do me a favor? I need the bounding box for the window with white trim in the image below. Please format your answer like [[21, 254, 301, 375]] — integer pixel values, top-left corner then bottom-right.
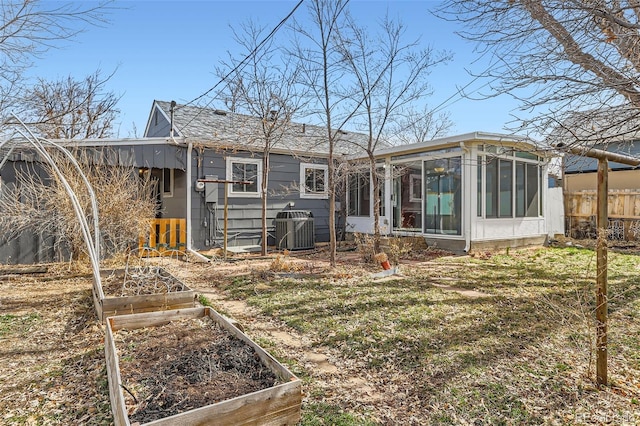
[[300, 163, 328, 199], [162, 168, 174, 198], [226, 157, 261, 197], [348, 171, 370, 216], [409, 173, 422, 202], [478, 149, 542, 218]]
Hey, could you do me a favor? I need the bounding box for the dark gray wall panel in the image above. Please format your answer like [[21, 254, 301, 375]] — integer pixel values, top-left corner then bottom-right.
[[163, 169, 187, 217], [0, 232, 64, 265]]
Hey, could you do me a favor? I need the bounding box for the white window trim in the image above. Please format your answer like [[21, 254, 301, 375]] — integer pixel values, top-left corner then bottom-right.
[[163, 168, 174, 198], [300, 163, 329, 199], [226, 156, 262, 198], [409, 173, 422, 202]]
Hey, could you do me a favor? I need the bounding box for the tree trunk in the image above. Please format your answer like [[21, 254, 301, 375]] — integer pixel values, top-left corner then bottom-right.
[[370, 154, 381, 254], [261, 153, 269, 256]]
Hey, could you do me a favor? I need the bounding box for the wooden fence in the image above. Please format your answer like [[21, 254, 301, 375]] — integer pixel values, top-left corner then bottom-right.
[[565, 190, 640, 241], [138, 218, 187, 256]]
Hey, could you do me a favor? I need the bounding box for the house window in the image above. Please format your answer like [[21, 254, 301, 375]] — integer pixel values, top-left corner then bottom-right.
[[348, 171, 370, 216], [162, 168, 173, 198], [409, 174, 422, 202], [226, 157, 261, 197], [499, 159, 513, 217], [477, 156, 482, 217], [300, 163, 328, 199], [485, 157, 498, 218], [424, 157, 462, 235]]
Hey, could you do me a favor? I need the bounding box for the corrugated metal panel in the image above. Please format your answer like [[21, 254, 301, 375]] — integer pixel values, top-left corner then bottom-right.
[[0, 233, 65, 265]]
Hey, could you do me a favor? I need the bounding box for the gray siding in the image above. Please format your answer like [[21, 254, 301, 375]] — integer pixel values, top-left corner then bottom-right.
[[0, 233, 65, 265], [133, 145, 187, 170], [0, 145, 188, 264], [190, 150, 330, 249], [162, 169, 187, 218], [146, 109, 172, 138], [0, 142, 330, 263], [0, 161, 69, 263]]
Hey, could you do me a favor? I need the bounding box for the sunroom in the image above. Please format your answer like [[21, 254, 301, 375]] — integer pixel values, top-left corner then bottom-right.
[[345, 132, 553, 252]]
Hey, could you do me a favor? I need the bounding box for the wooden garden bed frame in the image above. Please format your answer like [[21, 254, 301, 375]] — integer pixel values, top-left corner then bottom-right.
[[104, 307, 302, 426], [93, 267, 196, 323]]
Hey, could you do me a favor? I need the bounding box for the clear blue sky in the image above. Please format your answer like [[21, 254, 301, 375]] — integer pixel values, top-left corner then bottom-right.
[[25, 0, 523, 139]]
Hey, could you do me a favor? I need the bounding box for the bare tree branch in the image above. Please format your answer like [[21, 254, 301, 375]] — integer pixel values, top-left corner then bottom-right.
[[434, 0, 640, 146], [0, 0, 114, 126], [336, 11, 452, 252], [20, 69, 121, 139], [0, 148, 157, 260], [215, 20, 308, 255]]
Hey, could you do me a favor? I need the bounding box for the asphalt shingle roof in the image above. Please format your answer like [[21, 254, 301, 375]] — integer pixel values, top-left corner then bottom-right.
[[154, 100, 371, 156]]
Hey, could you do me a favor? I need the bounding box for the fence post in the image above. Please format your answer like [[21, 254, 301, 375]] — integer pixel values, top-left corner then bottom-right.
[[596, 158, 608, 386]]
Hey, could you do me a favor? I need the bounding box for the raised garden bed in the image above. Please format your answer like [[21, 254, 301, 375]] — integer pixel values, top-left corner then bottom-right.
[[92, 266, 195, 323], [105, 307, 302, 426]]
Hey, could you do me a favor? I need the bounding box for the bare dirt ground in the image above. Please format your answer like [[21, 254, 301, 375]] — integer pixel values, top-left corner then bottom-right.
[[0, 266, 111, 425], [160, 246, 457, 424], [116, 318, 277, 424]]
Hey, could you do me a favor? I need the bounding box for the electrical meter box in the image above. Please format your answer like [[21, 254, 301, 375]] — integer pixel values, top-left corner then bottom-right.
[[205, 175, 218, 203]]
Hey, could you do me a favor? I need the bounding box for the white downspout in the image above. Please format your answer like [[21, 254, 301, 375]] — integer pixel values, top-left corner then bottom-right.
[[461, 142, 472, 253], [185, 141, 210, 263]]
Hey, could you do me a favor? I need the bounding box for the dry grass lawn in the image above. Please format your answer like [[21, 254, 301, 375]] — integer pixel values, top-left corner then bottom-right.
[[0, 245, 639, 425]]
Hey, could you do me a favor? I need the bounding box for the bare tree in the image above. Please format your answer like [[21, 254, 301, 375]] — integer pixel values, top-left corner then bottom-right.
[[289, 0, 354, 267], [0, 148, 157, 260], [216, 20, 307, 256], [0, 0, 112, 125], [434, 1, 640, 147], [336, 13, 452, 253], [391, 105, 454, 146], [22, 70, 121, 139]]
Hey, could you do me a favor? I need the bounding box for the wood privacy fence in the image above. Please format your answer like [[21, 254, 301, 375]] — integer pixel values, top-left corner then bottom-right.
[[565, 190, 640, 241], [138, 218, 187, 256]]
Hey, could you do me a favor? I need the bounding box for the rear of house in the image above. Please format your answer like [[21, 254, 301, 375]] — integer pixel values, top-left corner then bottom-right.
[[143, 100, 348, 251], [0, 101, 561, 264]]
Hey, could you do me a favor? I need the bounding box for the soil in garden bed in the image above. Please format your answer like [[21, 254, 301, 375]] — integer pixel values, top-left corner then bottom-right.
[[116, 317, 278, 423], [102, 267, 186, 297]]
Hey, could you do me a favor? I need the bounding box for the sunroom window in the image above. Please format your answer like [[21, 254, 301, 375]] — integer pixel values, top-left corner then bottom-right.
[[348, 171, 370, 216], [480, 153, 541, 218]]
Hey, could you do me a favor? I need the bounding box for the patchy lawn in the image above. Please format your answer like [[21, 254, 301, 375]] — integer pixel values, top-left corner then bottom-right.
[[0, 246, 639, 425], [215, 246, 640, 425]]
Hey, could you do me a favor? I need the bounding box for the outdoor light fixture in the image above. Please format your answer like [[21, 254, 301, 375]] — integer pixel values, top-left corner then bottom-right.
[[434, 167, 445, 173]]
